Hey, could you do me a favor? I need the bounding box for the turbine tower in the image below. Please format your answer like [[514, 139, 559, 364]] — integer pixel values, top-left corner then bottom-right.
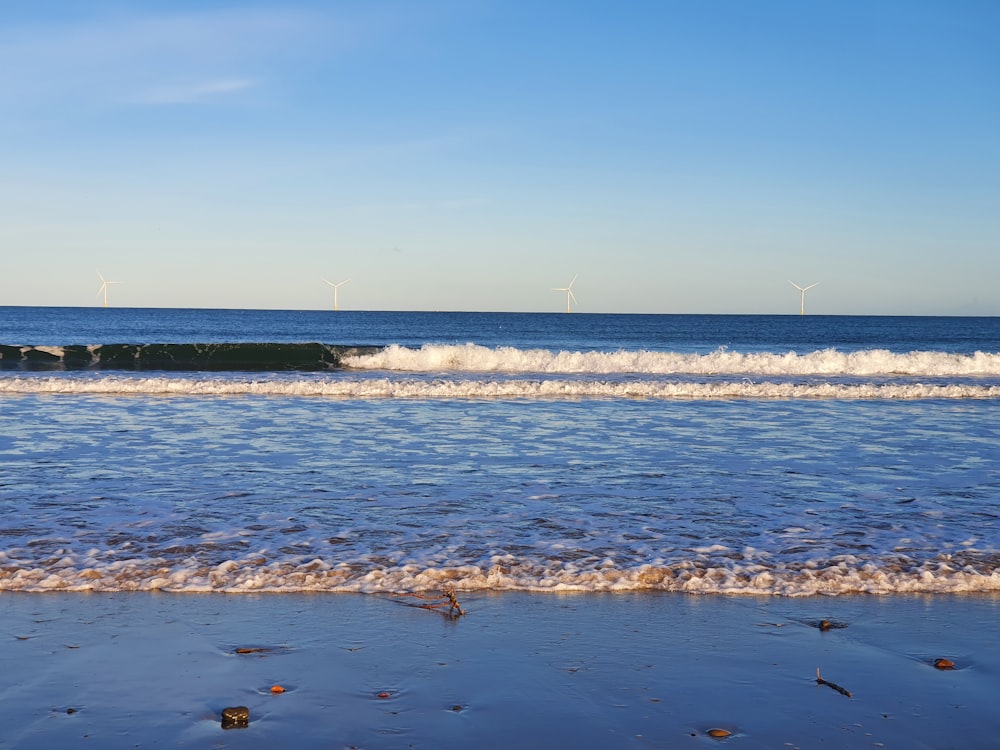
[[322, 278, 351, 311], [552, 275, 578, 313], [96, 270, 120, 308], [788, 280, 818, 315]]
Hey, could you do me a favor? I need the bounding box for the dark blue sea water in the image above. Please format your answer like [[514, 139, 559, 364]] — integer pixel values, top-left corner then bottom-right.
[[1, 307, 998, 595], [2, 306, 998, 353]]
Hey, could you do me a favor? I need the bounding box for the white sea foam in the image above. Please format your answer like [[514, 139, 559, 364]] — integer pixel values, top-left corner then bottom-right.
[[344, 344, 1000, 376], [1, 375, 997, 399], [3, 555, 999, 596]]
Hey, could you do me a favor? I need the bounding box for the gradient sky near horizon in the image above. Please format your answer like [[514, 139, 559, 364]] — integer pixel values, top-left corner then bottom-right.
[[2, 1, 997, 314]]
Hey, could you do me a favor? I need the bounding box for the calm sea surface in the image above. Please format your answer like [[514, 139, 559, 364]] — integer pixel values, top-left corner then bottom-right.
[[1, 307, 998, 596]]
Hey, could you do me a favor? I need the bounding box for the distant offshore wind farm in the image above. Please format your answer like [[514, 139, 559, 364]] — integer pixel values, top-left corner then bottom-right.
[[89, 271, 824, 314]]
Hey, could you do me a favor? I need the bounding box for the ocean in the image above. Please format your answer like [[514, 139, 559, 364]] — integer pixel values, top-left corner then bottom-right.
[[1, 307, 998, 597]]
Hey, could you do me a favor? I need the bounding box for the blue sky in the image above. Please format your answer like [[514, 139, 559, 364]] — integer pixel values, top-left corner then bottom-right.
[[2, 1, 997, 314]]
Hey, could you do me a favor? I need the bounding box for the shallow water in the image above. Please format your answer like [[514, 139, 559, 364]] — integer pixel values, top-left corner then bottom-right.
[[2, 393, 997, 595]]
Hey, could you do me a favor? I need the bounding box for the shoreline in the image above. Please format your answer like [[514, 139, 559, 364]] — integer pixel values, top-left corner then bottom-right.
[[2, 591, 998, 749]]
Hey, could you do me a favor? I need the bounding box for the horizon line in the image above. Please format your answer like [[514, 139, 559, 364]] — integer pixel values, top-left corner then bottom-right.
[[0, 304, 993, 318]]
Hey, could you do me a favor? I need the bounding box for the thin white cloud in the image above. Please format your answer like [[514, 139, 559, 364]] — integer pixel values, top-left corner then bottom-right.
[[0, 7, 321, 65], [133, 77, 258, 105], [0, 7, 339, 108], [0, 4, 472, 113]]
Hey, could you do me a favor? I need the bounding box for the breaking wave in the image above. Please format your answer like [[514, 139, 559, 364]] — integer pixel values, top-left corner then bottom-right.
[[0, 375, 998, 400], [3, 343, 998, 400], [345, 343, 1000, 376], [3, 342, 999, 377], [0, 343, 379, 371], [3, 551, 999, 597]]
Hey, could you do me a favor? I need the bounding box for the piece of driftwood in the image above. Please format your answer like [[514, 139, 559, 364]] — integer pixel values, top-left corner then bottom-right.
[[397, 588, 466, 618], [816, 668, 852, 698]]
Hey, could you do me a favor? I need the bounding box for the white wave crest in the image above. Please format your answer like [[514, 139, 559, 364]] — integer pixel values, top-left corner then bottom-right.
[[1, 375, 998, 400], [3, 556, 999, 596], [344, 344, 1000, 376]]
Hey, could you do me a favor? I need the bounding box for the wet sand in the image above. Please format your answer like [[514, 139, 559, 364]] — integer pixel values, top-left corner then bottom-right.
[[1, 591, 997, 749]]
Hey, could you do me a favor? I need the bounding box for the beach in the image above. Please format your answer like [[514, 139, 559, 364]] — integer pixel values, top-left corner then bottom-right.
[[3, 591, 997, 749]]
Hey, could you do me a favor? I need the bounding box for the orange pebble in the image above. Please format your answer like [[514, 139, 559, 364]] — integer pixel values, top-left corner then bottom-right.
[[377, 691, 391, 699], [707, 728, 731, 738], [934, 658, 955, 670], [270, 685, 285, 693]]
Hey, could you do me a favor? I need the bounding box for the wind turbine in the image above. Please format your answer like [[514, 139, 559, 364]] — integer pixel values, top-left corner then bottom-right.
[[322, 277, 351, 311], [552, 275, 578, 313], [96, 270, 120, 308], [788, 280, 818, 315]]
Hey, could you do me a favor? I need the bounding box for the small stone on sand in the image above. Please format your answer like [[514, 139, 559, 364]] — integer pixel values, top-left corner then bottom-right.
[[221, 706, 250, 729]]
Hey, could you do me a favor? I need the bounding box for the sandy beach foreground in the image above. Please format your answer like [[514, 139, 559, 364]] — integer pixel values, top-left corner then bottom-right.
[[1, 592, 997, 749]]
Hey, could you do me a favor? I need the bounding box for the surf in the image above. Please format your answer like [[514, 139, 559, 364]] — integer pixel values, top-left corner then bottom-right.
[[3, 342, 999, 376], [1, 374, 998, 400]]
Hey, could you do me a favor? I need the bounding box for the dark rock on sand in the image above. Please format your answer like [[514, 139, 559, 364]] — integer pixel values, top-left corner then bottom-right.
[[221, 706, 250, 729]]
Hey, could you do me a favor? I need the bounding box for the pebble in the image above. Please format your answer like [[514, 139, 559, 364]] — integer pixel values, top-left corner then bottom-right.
[[934, 658, 955, 670], [707, 728, 732, 738]]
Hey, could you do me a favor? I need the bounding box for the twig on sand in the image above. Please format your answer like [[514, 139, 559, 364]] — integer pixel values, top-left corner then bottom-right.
[[816, 668, 852, 698], [396, 588, 466, 619]]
